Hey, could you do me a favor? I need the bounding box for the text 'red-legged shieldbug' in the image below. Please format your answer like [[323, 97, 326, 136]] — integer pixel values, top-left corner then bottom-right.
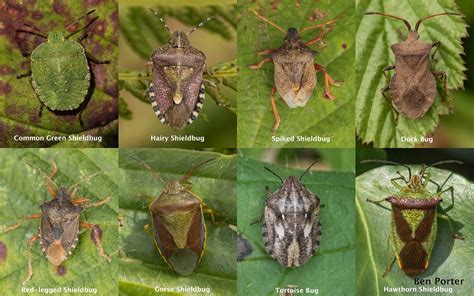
[[365, 12, 461, 121], [253, 160, 321, 267], [362, 160, 464, 276], [0, 161, 111, 285], [16, 10, 109, 113], [248, 9, 340, 132], [147, 9, 214, 130], [133, 157, 217, 275]]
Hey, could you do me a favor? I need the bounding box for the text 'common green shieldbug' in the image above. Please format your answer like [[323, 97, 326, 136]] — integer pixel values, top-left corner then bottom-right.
[[253, 160, 322, 267], [362, 160, 464, 276], [0, 161, 111, 285], [133, 157, 218, 276], [16, 9, 109, 114]]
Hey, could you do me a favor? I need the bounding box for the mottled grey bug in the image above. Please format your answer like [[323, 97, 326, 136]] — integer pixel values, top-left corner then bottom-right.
[[365, 12, 461, 121], [255, 160, 321, 267], [147, 9, 214, 130]]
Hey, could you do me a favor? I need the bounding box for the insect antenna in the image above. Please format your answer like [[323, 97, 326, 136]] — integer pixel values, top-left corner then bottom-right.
[[361, 159, 412, 179], [149, 8, 173, 35], [299, 159, 319, 181], [65, 10, 98, 39], [426, 160, 463, 169], [250, 9, 286, 34], [187, 16, 215, 36], [365, 12, 412, 31], [300, 19, 337, 33], [17, 23, 47, 38], [180, 158, 215, 183], [415, 12, 460, 32], [264, 167, 283, 183], [132, 157, 166, 184], [68, 171, 105, 194]]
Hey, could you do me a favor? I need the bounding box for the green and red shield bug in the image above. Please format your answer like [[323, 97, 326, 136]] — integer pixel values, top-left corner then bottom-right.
[[0, 161, 111, 285], [362, 160, 464, 276], [133, 157, 217, 275], [16, 10, 109, 113]]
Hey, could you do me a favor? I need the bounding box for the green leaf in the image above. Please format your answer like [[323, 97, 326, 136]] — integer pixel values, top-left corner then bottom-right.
[[356, 165, 474, 295], [0, 2, 118, 147], [118, 149, 236, 296], [237, 157, 355, 295], [356, 0, 467, 147], [0, 149, 118, 294], [237, 0, 355, 148]]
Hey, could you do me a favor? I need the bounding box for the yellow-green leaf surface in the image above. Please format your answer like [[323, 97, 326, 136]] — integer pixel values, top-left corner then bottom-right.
[[356, 0, 467, 147], [237, 157, 355, 295], [356, 166, 474, 295], [237, 0, 355, 148], [0, 149, 118, 296], [118, 149, 236, 296], [0, 1, 118, 148]]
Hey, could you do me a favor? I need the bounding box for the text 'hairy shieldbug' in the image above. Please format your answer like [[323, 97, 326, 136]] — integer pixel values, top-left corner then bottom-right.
[[16, 9, 109, 113], [253, 160, 321, 267], [248, 9, 340, 132], [133, 157, 218, 275], [362, 160, 464, 276], [0, 161, 111, 285], [365, 12, 461, 121], [147, 9, 214, 130]]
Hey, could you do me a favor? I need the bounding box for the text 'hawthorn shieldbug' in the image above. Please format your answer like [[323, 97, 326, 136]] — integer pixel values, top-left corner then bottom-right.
[[17, 10, 109, 112], [134, 157, 215, 275], [365, 12, 461, 121], [0, 161, 111, 285], [255, 160, 321, 267], [147, 9, 214, 130], [248, 9, 340, 132], [363, 160, 464, 276]]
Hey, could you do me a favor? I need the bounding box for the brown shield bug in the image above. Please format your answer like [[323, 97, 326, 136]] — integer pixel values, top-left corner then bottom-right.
[[248, 9, 340, 132], [147, 9, 214, 130], [365, 12, 461, 121], [254, 160, 321, 267], [1, 161, 111, 285]]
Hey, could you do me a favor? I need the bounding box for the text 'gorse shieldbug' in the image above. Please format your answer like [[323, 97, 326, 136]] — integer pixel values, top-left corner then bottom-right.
[[147, 9, 214, 130], [363, 160, 464, 276], [0, 161, 111, 285], [365, 12, 461, 121], [134, 157, 217, 275], [255, 160, 321, 267], [16, 10, 109, 113], [249, 9, 340, 132]]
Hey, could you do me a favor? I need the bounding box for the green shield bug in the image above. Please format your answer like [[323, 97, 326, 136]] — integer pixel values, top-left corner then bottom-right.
[[362, 160, 464, 276], [0, 161, 111, 285], [16, 10, 109, 113], [133, 157, 217, 276]]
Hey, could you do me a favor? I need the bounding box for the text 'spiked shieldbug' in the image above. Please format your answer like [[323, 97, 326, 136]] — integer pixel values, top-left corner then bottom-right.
[[1, 161, 111, 285], [147, 9, 214, 130], [365, 12, 461, 121], [254, 160, 321, 267], [134, 157, 216, 275], [17, 10, 109, 113], [363, 160, 464, 276], [249, 9, 340, 132]]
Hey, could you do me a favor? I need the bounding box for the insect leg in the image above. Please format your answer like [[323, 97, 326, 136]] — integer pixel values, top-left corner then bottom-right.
[[85, 52, 110, 64], [80, 222, 112, 262], [248, 58, 272, 69], [304, 28, 325, 47], [17, 71, 32, 79], [381, 86, 399, 123], [390, 176, 406, 190], [270, 86, 280, 132], [314, 63, 340, 100], [430, 41, 441, 62], [382, 234, 395, 277], [202, 206, 225, 225], [257, 48, 276, 56], [22, 232, 40, 285], [1, 214, 41, 233], [437, 212, 464, 240], [46, 160, 58, 198], [432, 70, 447, 102]]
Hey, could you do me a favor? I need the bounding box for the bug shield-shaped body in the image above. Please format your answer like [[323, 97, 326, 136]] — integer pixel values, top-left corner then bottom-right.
[[263, 176, 321, 267], [39, 187, 81, 267], [31, 31, 90, 111], [149, 180, 206, 275], [272, 28, 316, 108], [386, 175, 441, 275], [150, 31, 206, 130], [390, 32, 436, 118]]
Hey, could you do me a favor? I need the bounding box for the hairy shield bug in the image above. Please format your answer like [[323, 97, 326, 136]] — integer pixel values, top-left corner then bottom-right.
[[16, 10, 109, 113], [362, 160, 464, 276], [147, 9, 214, 130], [365, 12, 461, 121], [253, 160, 321, 267], [133, 157, 217, 275], [248, 9, 340, 132], [0, 161, 111, 285]]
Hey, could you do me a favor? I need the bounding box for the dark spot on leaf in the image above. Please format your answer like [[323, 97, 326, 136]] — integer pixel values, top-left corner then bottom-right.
[[21, 61, 30, 70], [31, 11, 43, 20], [53, 2, 67, 15], [342, 43, 347, 49], [270, 0, 282, 10], [0, 66, 14, 74], [86, 0, 107, 6], [5, 2, 29, 19], [91, 224, 103, 246], [0, 241, 7, 264], [91, 19, 106, 37], [237, 234, 253, 261], [0, 81, 12, 95], [85, 99, 118, 128], [56, 265, 67, 276]]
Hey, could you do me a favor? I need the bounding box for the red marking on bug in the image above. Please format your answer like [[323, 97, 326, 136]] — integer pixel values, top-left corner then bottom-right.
[[0, 241, 7, 264], [0, 81, 12, 95]]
